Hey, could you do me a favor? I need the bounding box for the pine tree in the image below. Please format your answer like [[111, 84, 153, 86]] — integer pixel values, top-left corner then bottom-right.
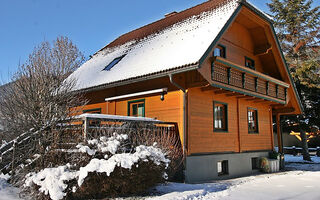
[[268, 0, 320, 160]]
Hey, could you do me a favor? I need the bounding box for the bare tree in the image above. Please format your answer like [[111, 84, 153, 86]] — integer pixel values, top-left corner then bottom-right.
[[0, 36, 87, 140]]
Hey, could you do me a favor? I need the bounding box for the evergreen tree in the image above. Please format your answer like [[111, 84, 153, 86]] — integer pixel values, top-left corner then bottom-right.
[[268, 0, 320, 160]]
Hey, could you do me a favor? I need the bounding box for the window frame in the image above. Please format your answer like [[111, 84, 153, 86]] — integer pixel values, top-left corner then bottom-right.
[[103, 55, 126, 71], [217, 160, 229, 176], [213, 44, 226, 58], [247, 107, 259, 134], [213, 101, 228, 132], [251, 157, 259, 170], [127, 99, 145, 117], [245, 56, 255, 70]]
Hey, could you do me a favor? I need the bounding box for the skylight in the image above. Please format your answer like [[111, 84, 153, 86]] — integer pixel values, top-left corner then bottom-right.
[[103, 55, 125, 71]]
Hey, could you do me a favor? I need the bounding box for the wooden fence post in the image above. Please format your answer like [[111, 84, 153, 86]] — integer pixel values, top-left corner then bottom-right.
[[83, 117, 88, 141], [11, 141, 16, 174]]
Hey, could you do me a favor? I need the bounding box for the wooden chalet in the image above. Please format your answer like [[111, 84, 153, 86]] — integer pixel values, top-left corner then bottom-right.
[[68, 0, 303, 183]]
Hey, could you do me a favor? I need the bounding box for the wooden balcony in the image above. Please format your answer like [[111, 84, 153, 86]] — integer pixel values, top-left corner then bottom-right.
[[211, 57, 290, 104]]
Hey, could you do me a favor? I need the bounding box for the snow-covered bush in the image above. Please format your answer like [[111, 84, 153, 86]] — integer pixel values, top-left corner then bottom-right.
[[23, 133, 170, 200]]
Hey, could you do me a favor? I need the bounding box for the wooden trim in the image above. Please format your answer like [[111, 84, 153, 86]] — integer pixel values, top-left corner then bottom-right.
[[276, 114, 283, 153], [269, 106, 275, 150], [237, 98, 241, 152], [189, 150, 271, 156]]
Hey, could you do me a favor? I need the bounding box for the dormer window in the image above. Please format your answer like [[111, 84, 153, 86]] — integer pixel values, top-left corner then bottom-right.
[[103, 55, 126, 71], [245, 57, 255, 70], [214, 44, 226, 58]]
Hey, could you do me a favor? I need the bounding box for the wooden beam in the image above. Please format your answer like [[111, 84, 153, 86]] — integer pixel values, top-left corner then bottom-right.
[[276, 114, 283, 154], [214, 90, 232, 95], [201, 86, 220, 92], [273, 107, 295, 114], [254, 99, 267, 103], [226, 92, 245, 97], [254, 43, 272, 56], [237, 95, 249, 99], [244, 97, 256, 101]]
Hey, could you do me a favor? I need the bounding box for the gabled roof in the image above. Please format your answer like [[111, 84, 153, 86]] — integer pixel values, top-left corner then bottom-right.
[[68, 0, 241, 91]]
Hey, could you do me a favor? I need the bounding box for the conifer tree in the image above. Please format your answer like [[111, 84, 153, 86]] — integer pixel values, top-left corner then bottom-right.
[[268, 0, 320, 160]]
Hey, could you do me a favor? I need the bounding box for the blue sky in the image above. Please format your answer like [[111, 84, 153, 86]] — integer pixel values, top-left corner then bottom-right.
[[0, 0, 316, 83]]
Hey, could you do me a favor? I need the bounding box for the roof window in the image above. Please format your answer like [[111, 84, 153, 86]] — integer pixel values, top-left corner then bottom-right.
[[103, 55, 125, 71]]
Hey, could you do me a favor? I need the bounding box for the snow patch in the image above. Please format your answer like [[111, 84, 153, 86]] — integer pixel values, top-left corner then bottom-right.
[[78, 145, 170, 186], [24, 164, 79, 200]]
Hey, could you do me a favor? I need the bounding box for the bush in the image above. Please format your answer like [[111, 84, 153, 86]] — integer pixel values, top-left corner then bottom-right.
[[259, 157, 270, 173], [69, 161, 164, 199], [23, 132, 170, 200], [269, 151, 280, 159]]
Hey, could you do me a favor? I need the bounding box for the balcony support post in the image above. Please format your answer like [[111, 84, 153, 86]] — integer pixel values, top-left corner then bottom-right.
[[284, 88, 287, 101], [266, 81, 269, 95], [227, 68, 231, 85], [255, 77, 258, 92], [242, 73, 246, 89]]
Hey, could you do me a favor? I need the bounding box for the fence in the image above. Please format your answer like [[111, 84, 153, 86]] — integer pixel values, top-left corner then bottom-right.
[[0, 114, 181, 174]]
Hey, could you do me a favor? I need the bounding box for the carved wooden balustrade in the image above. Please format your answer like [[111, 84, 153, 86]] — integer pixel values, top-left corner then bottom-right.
[[211, 57, 289, 104]]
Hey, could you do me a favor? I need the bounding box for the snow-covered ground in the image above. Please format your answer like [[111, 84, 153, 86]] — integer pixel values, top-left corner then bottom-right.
[[147, 155, 320, 200], [1, 155, 320, 200], [0, 174, 21, 200]]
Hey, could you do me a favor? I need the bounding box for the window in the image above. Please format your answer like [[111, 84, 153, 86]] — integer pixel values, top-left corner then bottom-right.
[[248, 108, 258, 133], [245, 57, 255, 70], [103, 55, 126, 71], [217, 160, 228, 176], [213, 101, 228, 132], [251, 157, 259, 170], [128, 99, 145, 117], [214, 44, 226, 58]]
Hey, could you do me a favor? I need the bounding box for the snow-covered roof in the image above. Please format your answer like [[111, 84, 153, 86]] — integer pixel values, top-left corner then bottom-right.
[[68, 0, 274, 92], [68, 0, 240, 91]]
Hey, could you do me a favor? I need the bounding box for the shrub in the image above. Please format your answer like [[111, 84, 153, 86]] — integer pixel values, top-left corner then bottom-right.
[[23, 132, 170, 200], [269, 151, 280, 159], [259, 157, 270, 173]]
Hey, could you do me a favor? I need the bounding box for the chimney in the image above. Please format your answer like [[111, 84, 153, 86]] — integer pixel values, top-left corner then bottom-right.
[[165, 11, 178, 18]]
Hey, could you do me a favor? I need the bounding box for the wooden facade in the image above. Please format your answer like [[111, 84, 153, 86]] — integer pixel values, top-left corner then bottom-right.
[[72, 1, 302, 181]]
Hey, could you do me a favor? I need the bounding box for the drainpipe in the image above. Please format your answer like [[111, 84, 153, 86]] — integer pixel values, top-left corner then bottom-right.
[[168, 74, 187, 157]]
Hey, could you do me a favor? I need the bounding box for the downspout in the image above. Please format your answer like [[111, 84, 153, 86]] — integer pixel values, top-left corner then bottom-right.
[[168, 74, 187, 157]]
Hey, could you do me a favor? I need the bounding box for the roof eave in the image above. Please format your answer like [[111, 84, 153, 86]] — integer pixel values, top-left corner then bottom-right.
[[74, 63, 199, 94]]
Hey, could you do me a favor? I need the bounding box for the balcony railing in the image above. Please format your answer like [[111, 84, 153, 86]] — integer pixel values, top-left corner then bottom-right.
[[211, 57, 290, 104]]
